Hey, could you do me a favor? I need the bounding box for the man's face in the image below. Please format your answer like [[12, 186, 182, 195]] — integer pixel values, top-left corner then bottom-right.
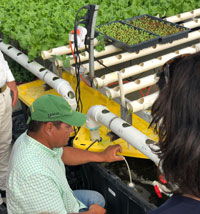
[[51, 122, 73, 148]]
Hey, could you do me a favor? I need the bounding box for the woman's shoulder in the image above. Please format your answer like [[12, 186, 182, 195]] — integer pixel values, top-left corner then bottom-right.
[[148, 194, 200, 214]]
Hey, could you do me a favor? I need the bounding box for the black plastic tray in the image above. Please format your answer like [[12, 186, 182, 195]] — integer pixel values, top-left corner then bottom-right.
[[95, 21, 160, 52], [82, 163, 155, 214], [121, 14, 190, 44]]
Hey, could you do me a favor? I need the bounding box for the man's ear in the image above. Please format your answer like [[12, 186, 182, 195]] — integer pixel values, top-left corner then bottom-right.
[[43, 122, 54, 137]]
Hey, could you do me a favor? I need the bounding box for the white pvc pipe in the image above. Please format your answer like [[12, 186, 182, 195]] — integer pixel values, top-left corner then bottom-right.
[[181, 18, 200, 29], [41, 45, 71, 60], [165, 8, 200, 23], [55, 44, 121, 67], [94, 43, 199, 88], [127, 92, 159, 113], [0, 39, 77, 109], [117, 71, 125, 107], [79, 28, 200, 75], [41, 38, 98, 59], [87, 105, 160, 165], [106, 74, 158, 99]]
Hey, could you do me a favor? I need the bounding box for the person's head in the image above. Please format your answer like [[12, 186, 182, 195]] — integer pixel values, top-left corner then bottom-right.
[[27, 94, 86, 149], [150, 52, 200, 197]]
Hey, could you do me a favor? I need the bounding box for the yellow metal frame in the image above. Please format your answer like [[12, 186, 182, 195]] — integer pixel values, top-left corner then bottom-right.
[[18, 71, 158, 158]]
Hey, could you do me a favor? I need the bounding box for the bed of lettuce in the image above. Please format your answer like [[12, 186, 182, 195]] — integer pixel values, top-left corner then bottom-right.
[[0, 0, 199, 60]]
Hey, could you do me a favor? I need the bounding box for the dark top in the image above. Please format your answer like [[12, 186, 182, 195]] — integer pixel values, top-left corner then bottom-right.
[[148, 195, 200, 214]]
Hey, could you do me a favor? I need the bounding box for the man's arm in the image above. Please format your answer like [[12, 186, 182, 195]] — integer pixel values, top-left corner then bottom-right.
[[62, 144, 123, 166], [7, 80, 18, 107]]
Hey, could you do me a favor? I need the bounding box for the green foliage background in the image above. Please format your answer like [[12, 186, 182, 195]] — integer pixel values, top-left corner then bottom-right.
[[0, 0, 200, 60], [7, 59, 35, 83]]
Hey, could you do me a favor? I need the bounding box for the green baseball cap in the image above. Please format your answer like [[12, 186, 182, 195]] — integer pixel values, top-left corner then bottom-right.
[[27, 94, 86, 127]]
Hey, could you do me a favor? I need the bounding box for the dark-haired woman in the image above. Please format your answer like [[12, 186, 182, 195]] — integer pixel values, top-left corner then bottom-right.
[[148, 52, 200, 214]]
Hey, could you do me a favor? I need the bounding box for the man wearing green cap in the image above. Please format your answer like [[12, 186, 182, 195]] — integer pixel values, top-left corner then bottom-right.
[[6, 94, 123, 214]]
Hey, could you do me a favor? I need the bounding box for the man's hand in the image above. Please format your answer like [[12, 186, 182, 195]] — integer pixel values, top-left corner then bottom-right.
[[6, 81, 18, 107], [101, 144, 123, 162], [62, 144, 123, 166], [88, 204, 106, 214]]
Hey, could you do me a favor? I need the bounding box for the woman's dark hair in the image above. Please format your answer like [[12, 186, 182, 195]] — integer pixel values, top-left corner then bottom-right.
[[150, 52, 200, 197]]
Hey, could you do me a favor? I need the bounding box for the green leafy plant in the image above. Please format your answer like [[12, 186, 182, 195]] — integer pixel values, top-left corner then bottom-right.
[[0, 0, 199, 60], [8, 59, 35, 83], [53, 55, 73, 68], [95, 34, 105, 52]]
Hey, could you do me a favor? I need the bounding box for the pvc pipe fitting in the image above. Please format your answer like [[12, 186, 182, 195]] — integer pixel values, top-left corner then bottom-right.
[[87, 105, 160, 165]]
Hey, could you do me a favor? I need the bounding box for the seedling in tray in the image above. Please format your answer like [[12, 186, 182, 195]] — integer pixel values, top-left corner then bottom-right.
[[126, 16, 185, 37], [97, 22, 157, 46]]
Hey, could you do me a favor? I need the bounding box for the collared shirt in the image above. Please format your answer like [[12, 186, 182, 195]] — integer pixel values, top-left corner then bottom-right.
[[0, 50, 14, 87], [7, 132, 86, 214]]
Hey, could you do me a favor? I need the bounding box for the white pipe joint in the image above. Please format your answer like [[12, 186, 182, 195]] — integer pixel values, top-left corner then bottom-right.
[[44, 73, 77, 109], [87, 105, 104, 142], [87, 105, 103, 130], [87, 105, 160, 165]]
